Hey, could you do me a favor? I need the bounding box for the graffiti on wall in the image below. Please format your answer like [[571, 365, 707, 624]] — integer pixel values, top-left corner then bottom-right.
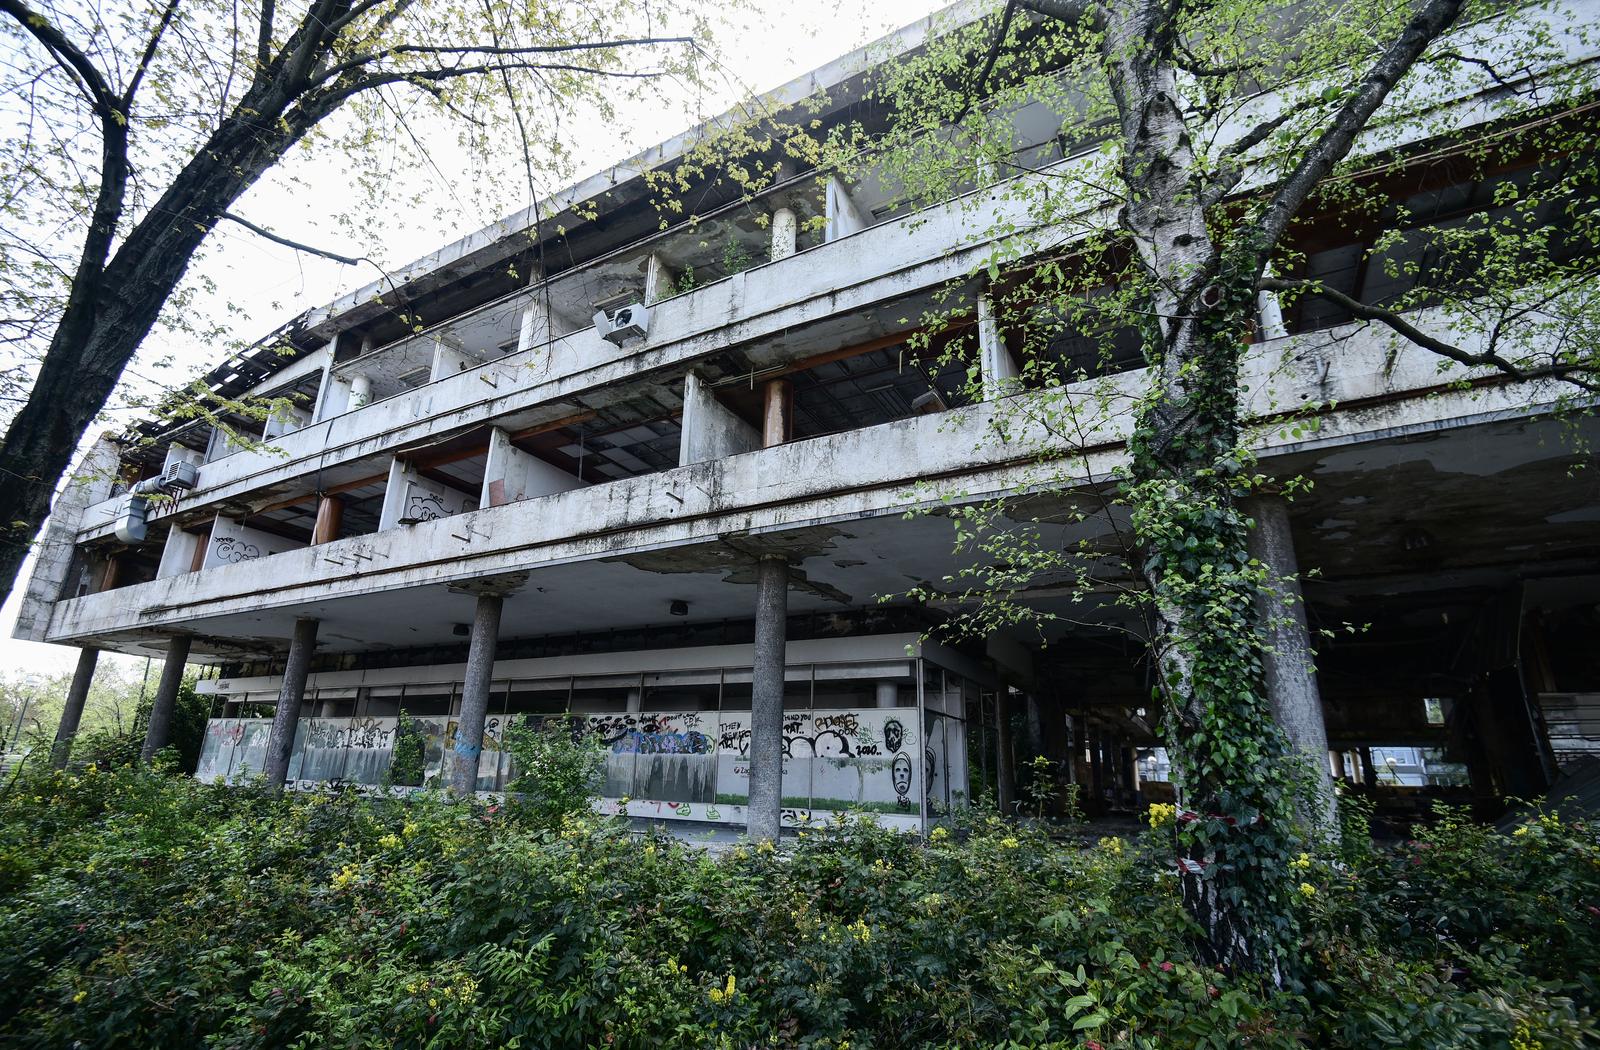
[[197, 705, 957, 831]]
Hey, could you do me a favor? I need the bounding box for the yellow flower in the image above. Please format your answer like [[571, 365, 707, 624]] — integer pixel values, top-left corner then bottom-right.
[[330, 863, 361, 891], [1146, 802, 1177, 829], [929, 826, 950, 842], [401, 821, 419, 838], [1513, 825, 1531, 838], [708, 973, 738, 1005], [1298, 882, 1316, 899], [72, 990, 87, 1004], [1290, 852, 1312, 871], [999, 836, 1020, 850], [1097, 836, 1124, 855], [378, 833, 401, 850], [847, 919, 872, 943], [756, 839, 775, 855]]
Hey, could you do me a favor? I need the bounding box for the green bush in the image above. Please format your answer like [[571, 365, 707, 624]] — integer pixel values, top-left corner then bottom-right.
[[0, 767, 1594, 1049], [501, 715, 604, 830]]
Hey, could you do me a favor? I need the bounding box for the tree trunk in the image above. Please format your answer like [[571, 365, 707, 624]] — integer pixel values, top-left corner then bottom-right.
[[1099, 0, 1299, 977], [0, 81, 325, 607]]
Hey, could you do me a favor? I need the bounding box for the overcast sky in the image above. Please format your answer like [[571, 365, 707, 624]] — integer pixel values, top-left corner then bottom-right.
[[0, 0, 949, 681]]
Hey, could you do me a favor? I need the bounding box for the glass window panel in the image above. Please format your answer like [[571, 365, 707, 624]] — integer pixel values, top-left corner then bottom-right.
[[507, 677, 570, 715], [640, 669, 719, 711], [570, 673, 640, 713]]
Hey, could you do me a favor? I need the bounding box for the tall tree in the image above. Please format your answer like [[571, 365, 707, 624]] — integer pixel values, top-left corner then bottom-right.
[[886, 0, 1598, 974], [652, 0, 1598, 973], [0, 0, 715, 605]]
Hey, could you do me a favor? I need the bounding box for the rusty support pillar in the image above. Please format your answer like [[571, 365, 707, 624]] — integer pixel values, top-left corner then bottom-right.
[[762, 379, 793, 448], [311, 495, 345, 545]]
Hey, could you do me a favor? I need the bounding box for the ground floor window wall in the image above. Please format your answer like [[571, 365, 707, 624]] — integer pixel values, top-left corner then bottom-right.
[[196, 655, 977, 831]]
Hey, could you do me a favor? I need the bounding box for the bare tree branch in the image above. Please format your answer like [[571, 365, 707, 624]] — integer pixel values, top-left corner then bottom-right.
[[310, 34, 693, 88], [1255, 0, 1467, 253], [123, 0, 184, 107], [1017, 0, 1080, 22], [0, 0, 118, 112], [257, 0, 274, 67], [1262, 277, 1600, 392], [219, 212, 367, 266], [953, 0, 1018, 124], [1426, 48, 1533, 90]]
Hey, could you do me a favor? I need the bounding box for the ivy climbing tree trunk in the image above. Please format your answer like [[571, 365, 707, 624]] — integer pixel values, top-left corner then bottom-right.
[[1074, 0, 1471, 974]]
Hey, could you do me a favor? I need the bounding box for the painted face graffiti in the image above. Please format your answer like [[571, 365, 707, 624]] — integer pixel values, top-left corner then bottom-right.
[[892, 753, 913, 797], [884, 719, 904, 754]]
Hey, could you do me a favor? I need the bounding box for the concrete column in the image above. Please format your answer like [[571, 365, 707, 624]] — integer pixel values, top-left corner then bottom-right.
[[977, 292, 1019, 401], [140, 634, 192, 763], [450, 593, 505, 796], [770, 207, 798, 261], [995, 687, 1015, 816], [50, 647, 100, 769], [311, 495, 344, 545], [825, 176, 869, 241], [263, 617, 319, 792], [1243, 495, 1338, 832], [347, 374, 372, 410], [679, 373, 759, 466], [747, 555, 789, 842], [1257, 267, 1289, 340], [761, 379, 793, 447], [1330, 749, 1347, 780], [875, 682, 899, 709], [645, 253, 675, 304]]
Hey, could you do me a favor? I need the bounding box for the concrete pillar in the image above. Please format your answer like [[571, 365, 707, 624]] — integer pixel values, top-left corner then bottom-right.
[[977, 292, 1019, 401], [679, 373, 759, 466], [450, 593, 504, 796], [1243, 495, 1338, 832], [311, 495, 344, 545], [825, 176, 870, 241], [1330, 749, 1347, 780], [347, 374, 372, 410], [625, 688, 643, 713], [1089, 729, 1105, 803], [747, 555, 789, 841], [995, 687, 1015, 816], [875, 682, 899, 709], [761, 379, 793, 447], [140, 634, 192, 763], [770, 207, 798, 261], [645, 253, 675, 304], [263, 617, 319, 792], [1257, 268, 1289, 341], [50, 647, 100, 769]]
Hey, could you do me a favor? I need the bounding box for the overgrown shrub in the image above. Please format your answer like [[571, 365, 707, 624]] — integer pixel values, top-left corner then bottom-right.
[[501, 714, 604, 830], [0, 766, 1594, 1049]]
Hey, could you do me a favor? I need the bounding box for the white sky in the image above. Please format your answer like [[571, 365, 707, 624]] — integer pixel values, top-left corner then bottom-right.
[[0, 0, 948, 680]]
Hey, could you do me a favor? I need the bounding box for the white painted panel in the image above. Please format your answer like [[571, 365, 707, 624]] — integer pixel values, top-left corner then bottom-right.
[[202, 515, 305, 569]]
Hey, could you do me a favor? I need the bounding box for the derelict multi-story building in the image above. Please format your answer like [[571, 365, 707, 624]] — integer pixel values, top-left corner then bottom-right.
[[16, 2, 1600, 829]]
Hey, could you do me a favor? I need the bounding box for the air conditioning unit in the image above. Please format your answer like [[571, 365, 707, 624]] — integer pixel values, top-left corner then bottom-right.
[[594, 302, 650, 346], [161, 460, 199, 491]]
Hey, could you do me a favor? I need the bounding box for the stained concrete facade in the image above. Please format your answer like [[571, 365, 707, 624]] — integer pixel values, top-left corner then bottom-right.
[[18, 2, 1600, 826]]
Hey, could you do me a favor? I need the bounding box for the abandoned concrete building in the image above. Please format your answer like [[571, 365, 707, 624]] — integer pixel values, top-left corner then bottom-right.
[[16, 2, 1600, 833]]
